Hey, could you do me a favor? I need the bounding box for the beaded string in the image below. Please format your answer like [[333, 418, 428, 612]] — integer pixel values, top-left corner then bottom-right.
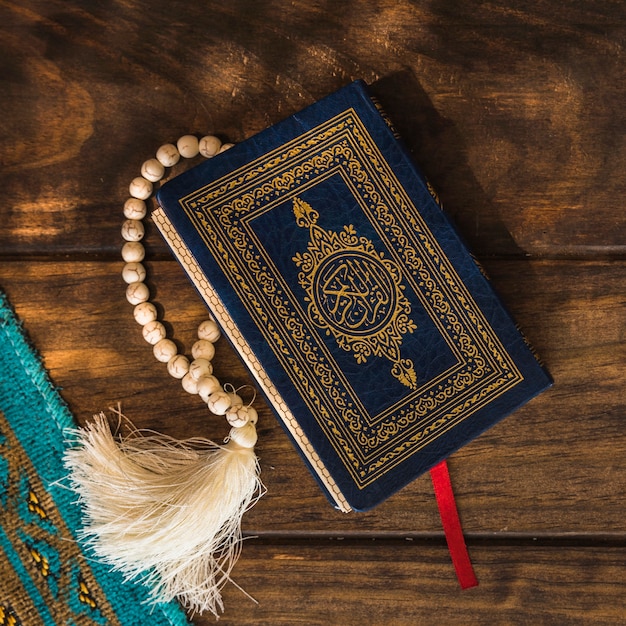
[[119, 134, 258, 449]]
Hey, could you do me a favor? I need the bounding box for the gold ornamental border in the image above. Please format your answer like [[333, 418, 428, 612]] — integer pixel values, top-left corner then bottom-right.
[[178, 109, 523, 489]]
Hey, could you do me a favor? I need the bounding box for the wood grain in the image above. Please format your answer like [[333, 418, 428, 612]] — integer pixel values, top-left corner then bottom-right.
[[215, 543, 626, 626], [0, 259, 624, 536], [2, 1, 625, 258], [1, 0, 625, 623]]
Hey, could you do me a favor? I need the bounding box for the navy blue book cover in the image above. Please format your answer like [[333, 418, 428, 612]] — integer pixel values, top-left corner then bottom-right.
[[154, 80, 552, 512]]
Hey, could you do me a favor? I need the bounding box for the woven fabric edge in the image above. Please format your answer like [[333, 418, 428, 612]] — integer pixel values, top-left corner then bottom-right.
[[0, 289, 191, 626]]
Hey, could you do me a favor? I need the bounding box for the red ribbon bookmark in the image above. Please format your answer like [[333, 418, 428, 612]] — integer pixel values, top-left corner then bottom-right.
[[430, 460, 478, 589]]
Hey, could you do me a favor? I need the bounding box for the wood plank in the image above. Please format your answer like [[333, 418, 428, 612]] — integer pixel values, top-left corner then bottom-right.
[[210, 542, 626, 625], [0, 258, 623, 535], [1, 1, 624, 257]]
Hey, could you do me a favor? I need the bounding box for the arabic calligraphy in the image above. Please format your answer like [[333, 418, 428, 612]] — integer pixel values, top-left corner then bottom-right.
[[315, 251, 395, 335], [292, 197, 418, 388]]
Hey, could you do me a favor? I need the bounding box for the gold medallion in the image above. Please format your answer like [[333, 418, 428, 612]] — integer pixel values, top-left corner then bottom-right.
[[292, 197, 418, 388]]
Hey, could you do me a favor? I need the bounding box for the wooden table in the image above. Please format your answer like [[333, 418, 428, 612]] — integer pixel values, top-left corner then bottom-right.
[[2, 1, 625, 624]]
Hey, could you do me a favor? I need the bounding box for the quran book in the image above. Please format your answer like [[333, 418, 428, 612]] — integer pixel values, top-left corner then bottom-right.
[[153, 80, 552, 513]]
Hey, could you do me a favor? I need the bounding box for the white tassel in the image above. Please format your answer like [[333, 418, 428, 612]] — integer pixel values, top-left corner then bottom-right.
[[64, 412, 264, 618]]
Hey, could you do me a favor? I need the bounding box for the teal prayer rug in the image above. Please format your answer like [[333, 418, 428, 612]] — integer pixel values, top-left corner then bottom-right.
[[0, 290, 189, 625]]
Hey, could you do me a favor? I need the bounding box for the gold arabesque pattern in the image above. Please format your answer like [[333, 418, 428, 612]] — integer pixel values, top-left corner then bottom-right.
[[172, 109, 523, 490], [292, 197, 418, 388]]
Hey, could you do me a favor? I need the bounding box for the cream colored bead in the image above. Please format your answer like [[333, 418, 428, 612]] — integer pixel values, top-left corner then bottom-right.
[[199, 135, 222, 158], [207, 390, 232, 415], [121, 241, 145, 263], [122, 262, 146, 284], [121, 219, 145, 242], [156, 143, 180, 167], [197, 319, 221, 343], [226, 406, 250, 428], [228, 422, 257, 449], [189, 358, 213, 381], [129, 176, 153, 200], [121, 138, 261, 437], [191, 339, 215, 361], [124, 198, 147, 220], [245, 405, 258, 425], [133, 301, 157, 325], [126, 281, 149, 305], [142, 320, 166, 345], [141, 158, 166, 182], [153, 338, 177, 363], [181, 372, 199, 394], [197, 375, 221, 402], [167, 354, 190, 379], [177, 135, 199, 159], [228, 393, 243, 411]]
